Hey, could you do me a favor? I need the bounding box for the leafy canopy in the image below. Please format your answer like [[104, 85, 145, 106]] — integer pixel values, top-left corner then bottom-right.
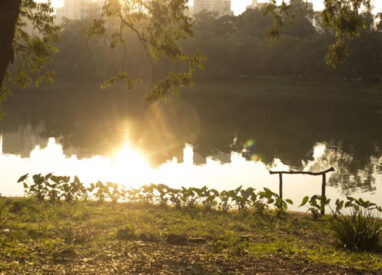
[[1, 0, 204, 113], [82, 0, 205, 102], [1, 0, 59, 116], [267, 0, 376, 67]]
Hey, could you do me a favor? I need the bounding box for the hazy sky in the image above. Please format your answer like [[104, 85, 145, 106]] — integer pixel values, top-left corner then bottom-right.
[[214, 0, 382, 15], [52, 0, 382, 15]]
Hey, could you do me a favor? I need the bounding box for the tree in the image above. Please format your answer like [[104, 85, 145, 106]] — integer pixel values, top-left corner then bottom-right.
[[0, 0, 58, 116], [0, 0, 204, 116], [0, 0, 378, 115], [377, 13, 382, 31], [0, 0, 22, 93], [266, 0, 375, 67], [84, 0, 204, 102]]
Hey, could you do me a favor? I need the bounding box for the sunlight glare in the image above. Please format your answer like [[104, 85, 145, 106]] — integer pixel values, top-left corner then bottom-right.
[[111, 141, 150, 186]]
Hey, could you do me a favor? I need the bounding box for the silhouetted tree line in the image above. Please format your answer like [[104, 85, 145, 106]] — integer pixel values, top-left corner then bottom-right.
[[46, 1, 382, 83], [187, 3, 382, 81]]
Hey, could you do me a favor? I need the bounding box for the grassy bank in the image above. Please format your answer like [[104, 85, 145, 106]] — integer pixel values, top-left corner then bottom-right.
[[0, 198, 381, 274]]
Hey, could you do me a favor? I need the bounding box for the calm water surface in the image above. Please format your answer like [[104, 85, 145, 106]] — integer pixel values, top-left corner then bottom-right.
[[1, 81, 381, 210]]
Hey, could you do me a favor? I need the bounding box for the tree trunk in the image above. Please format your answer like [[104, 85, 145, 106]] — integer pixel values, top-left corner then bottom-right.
[[0, 0, 22, 87]]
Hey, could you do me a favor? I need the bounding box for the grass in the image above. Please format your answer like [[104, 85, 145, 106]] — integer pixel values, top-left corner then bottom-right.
[[0, 197, 381, 273]]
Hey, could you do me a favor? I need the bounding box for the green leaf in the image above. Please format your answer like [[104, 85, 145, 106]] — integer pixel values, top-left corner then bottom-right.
[[346, 196, 355, 202], [299, 196, 309, 207], [263, 187, 272, 194], [285, 199, 293, 205], [17, 173, 29, 183], [345, 201, 353, 208]]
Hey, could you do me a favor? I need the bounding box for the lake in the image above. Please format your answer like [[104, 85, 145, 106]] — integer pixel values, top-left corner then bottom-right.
[[1, 80, 381, 210]]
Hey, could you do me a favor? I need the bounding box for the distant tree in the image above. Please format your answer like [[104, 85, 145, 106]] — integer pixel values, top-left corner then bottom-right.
[[336, 13, 382, 81], [377, 13, 382, 31], [267, 0, 375, 67]]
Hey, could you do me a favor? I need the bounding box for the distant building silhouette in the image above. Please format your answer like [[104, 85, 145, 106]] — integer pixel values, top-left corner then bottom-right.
[[246, 0, 267, 10], [210, 150, 231, 164], [1, 125, 48, 158], [56, 0, 102, 23], [193, 149, 207, 165], [247, 0, 313, 12], [193, 0, 232, 17]]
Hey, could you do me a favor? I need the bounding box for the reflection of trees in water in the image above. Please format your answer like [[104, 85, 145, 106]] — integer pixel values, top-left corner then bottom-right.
[[310, 145, 378, 194], [1, 123, 48, 157], [0, 84, 145, 158], [138, 100, 200, 166], [1, 82, 382, 193], [187, 91, 382, 172]]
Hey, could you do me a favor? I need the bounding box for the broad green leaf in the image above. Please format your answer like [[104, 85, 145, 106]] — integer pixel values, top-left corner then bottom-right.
[[17, 173, 29, 183], [299, 196, 309, 207]]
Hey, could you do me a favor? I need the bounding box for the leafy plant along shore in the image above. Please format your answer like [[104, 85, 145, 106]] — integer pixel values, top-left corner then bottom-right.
[[17, 173, 382, 249], [0, 173, 380, 273]]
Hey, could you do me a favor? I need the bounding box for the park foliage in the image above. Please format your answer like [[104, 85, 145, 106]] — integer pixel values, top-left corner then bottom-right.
[[17, 173, 382, 253]]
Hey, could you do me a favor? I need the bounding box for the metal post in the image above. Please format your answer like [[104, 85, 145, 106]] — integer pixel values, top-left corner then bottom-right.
[[279, 173, 283, 199]]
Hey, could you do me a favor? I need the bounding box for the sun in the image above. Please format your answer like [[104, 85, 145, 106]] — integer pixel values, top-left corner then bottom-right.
[[113, 142, 148, 168], [110, 141, 151, 187]]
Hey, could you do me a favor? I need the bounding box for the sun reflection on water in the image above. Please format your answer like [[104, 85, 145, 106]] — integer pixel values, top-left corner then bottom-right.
[[110, 141, 151, 188]]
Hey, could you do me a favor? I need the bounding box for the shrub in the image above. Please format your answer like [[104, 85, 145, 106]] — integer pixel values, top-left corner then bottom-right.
[[299, 195, 330, 219], [94, 181, 108, 202], [330, 197, 382, 251], [218, 190, 232, 212], [331, 210, 382, 251], [180, 187, 198, 208], [116, 226, 136, 241], [331, 199, 345, 218], [210, 235, 249, 255], [140, 184, 155, 205], [19, 174, 49, 201], [154, 184, 170, 207], [46, 174, 60, 202], [198, 186, 218, 210], [168, 188, 182, 208], [58, 176, 74, 202], [231, 186, 248, 211], [57, 225, 93, 245], [105, 182, 121, 203], [259, 188, 293, 217]]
